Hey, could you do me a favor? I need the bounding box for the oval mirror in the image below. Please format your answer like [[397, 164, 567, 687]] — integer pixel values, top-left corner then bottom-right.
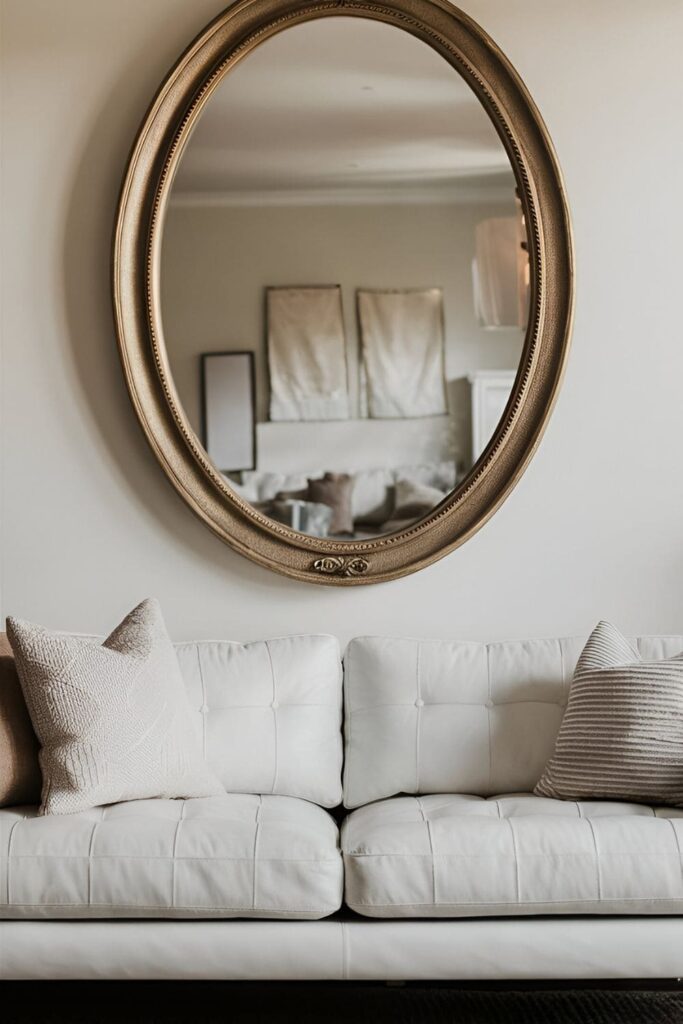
[[114, 0, 573, 585]]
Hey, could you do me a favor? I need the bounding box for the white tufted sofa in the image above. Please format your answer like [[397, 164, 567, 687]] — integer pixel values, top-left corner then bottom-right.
[[1, 632, 682, 981]]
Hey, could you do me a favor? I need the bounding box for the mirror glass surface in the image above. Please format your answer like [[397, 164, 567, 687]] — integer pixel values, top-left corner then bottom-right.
[[161, 17, 529, 541]]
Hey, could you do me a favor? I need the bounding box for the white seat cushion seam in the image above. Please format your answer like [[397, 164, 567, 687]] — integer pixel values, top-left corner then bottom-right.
[[265, 642, 279, 796], [252, 795, 263, 910], [347, 895, 683, 908], [86, 819, 101, 907], [5, 813, 28, 906], [6, 853, 339, 863], [506, 817, 521, 904], [417, 796, 436, 904], [585, 817, 603, 901], [665, 817, 683, 890], [170, 800, 187, 909], [0, 903, 337, 914]]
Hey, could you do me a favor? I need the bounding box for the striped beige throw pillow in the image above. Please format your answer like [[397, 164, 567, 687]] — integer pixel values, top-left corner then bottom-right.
[[535, 621, 683, 806]]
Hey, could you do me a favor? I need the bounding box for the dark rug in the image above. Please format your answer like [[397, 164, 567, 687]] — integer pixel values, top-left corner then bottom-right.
[[4, 982, 683, 1024]]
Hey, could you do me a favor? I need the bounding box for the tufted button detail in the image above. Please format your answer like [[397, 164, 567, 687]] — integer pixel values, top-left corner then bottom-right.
[[199, 705, 209, 714], [415, 698, 424, 708], [271, 700, 279, 710], [485, 700, 494, 709]]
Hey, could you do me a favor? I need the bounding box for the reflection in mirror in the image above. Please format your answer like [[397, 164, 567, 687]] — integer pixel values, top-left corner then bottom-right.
[[161, 17, 529, 541]]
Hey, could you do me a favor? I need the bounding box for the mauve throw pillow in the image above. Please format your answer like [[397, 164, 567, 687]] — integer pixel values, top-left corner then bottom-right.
[[6, 598, 224, 815], [535, 620, 683, 807], [0, 633, 41, 807], [307, 473, 354, 534]]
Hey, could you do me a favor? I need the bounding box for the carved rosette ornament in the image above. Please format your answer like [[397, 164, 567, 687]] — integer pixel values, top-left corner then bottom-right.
[[313, 556, 370, 578]]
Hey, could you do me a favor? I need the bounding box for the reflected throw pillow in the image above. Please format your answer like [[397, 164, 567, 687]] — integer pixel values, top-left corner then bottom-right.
[[393, 478, 446, 519], [6, 598, 224, 815], [307, 473, 354, 534], [535, 620, 683, 807]]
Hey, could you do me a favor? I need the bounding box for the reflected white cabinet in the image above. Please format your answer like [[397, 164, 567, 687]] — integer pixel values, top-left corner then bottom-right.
[[468, 370, 517, 463]]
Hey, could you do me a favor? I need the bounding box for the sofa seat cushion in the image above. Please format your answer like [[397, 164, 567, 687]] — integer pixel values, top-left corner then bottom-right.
[[342, 794, 683, 918], [0, 795, 342, 920]]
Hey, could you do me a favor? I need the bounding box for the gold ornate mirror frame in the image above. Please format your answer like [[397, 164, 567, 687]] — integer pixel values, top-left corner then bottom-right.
[[113, 0, 574, 586]]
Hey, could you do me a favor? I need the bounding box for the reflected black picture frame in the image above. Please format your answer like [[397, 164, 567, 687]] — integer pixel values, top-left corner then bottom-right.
[[200, 351, 257, 473]]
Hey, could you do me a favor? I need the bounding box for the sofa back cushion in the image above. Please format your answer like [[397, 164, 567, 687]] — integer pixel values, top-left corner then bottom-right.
[[1, 632, 342, 810], [176, 635, 342, 807], [342, 634, 683, 808]]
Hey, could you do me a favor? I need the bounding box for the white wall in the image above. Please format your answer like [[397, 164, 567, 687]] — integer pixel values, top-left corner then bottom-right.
[[2, 0, 683, 646]]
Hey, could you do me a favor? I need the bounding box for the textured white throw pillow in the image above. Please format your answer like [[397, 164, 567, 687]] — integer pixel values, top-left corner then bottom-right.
[[6, 598, 224, 815]]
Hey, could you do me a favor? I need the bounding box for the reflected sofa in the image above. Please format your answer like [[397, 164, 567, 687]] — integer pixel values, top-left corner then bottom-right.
[[1, 631, 682, 982], [229, 460, 458, 538]]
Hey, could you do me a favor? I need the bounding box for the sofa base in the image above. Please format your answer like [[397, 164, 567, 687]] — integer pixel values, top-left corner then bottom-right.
[[2, 918, 682, 981]]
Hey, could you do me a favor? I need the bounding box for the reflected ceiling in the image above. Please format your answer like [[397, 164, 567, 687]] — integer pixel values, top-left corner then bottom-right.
[[173, 18, 514, 200]]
